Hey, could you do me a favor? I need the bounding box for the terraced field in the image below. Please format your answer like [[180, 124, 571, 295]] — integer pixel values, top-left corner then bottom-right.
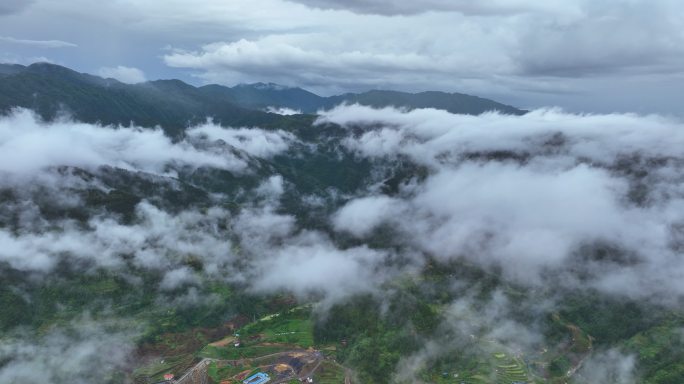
[[493, 352, 529, 384], [314, 361, 347, 384]]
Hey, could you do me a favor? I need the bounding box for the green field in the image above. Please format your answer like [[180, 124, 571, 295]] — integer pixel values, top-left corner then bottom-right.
[[199, 344, 291, 360], [206, 361, 256, 382], [239, 306, 314, 348]]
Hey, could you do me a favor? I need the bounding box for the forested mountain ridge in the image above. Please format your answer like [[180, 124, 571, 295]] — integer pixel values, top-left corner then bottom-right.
[[0, 62, 524, 138]]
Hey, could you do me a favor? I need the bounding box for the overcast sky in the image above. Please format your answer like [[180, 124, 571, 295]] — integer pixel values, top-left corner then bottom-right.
[[2, 0, 684, 114]]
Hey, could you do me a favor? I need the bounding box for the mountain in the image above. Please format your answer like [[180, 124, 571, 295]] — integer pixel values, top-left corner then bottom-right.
[[0, 63, 305, 137], [323, 89, 525, 115], [201, 82, 325, 113], [0, 63, 524, 136], [221, 83, 525, 115]]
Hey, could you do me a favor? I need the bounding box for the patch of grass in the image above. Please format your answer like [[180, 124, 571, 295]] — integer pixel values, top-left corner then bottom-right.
[[199, 344, 290, 360], [239, 306, 314, 348]]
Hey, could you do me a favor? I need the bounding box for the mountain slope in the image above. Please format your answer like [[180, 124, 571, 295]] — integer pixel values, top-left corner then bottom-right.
[[324, 89, 525, 115], [0, 63, 301, 137], [0, 63, 525, 134], [215, 83, 525, 115]]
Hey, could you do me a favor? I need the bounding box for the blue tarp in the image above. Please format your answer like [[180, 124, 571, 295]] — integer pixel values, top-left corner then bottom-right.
[[243, 372, 271, 384]]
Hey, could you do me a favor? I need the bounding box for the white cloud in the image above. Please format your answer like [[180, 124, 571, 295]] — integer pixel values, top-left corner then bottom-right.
[[0, 109, 299, 177], [576, 349, 637, 384], [233, 199, 396, 302], [156, 0, 684, 106], [0, 201, 236, 275], [0, 320, 136, 384], [163, 33, 513, 92], [97, 65, 146, 83], [320, 105, 684, 166], [287, 0, 580, 16], [249, 231, 389, 303], [159, 267, 200, 290], [255, 174, 286, 199], [187, 122, 295, 158], [266, 106, 302, 115], [332, 195, 403, 237], [0, 35, 76, 48], [323, 105, 684, 300]]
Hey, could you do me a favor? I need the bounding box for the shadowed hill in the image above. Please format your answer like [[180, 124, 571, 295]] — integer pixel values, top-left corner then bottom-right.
[[0, 63, 525, 138], [323, 89, 525, 115], [0, 63, 302, 137]]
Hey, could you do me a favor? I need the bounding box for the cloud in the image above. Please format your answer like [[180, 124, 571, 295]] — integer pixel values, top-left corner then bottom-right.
[[0, 109, 296, 176], [332, 195, 403, 237], [515, 1, 684, 77], [249, 231, 389, 303], [575, 349, 637, 384], [157, 0, 684, 106], [265, 106, 302, 115], [159, 266, 200, 291], [0, 103, 388, 303], [3, 0, 684, 113], [0, 201, 236, 274], [163, 35, 512, 91], [393, 288, 550, 382], [287, 0, 579, 16], [0, 35, 76, 48], [324, 105, 684, 301], [0, 320, 137, 384], [97, 65, 146, 83], [231, 193, 397, 303], [187, 121, 295, 158]]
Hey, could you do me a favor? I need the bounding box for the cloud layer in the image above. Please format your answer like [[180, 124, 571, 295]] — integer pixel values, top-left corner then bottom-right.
[[287, 0, 578, 16], [0, 109, 296, 176], [0, 320, 137, 384], [0, 35, 76, 48], [1, 102, 683, 381], [323, 105, 684, 301]]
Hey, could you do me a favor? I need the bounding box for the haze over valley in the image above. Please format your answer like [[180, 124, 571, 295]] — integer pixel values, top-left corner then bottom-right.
[[2, 1, 684, 384]]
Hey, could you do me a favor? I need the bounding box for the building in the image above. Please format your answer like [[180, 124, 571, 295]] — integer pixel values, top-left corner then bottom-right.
[[243, 372, 270, 384]]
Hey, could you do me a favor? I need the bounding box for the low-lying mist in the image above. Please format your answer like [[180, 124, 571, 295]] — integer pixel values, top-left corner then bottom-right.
[[2, 105, 684, 382]]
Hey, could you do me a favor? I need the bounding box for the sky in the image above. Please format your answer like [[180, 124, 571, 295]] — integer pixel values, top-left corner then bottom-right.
[[2, 0, 684, 113]]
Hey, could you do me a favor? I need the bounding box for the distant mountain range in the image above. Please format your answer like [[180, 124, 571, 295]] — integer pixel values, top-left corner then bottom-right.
[[0, 62, 525, 136]]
